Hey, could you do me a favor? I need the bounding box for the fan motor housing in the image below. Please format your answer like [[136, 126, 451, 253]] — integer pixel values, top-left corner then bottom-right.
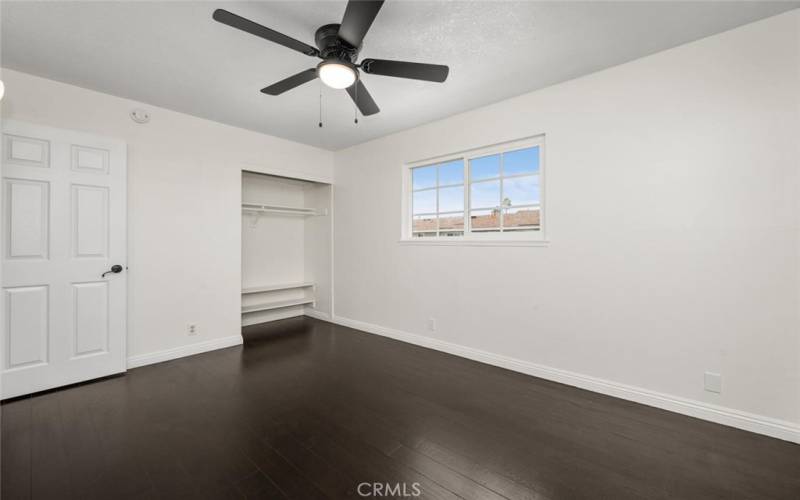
[[315, 23, 359, 63]]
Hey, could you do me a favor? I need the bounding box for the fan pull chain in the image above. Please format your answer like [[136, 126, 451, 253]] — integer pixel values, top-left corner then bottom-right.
[[353, 75, 359, 124], [318, 86, 323, 128]]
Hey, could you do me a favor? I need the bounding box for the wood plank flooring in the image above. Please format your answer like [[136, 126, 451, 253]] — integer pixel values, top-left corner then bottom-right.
[[2, 316, 799, 499]]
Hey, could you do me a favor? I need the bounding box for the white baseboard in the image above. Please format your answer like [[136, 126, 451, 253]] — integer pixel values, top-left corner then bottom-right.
[[127, 334, 243, 369], [303, 308, 332, 321], [329, 315, 800, 444]]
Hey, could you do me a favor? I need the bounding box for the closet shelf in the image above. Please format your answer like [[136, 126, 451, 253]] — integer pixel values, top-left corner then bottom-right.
[[242, 202, 326, 217], [242, 282, 314, 294], [241, 298, 314, 314]]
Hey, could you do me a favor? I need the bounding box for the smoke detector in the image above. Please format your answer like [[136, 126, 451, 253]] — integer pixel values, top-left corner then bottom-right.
[[130, 108, 150, 124]]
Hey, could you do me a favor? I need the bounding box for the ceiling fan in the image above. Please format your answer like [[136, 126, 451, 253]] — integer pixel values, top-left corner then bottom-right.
[[212, 0, 449, 116]]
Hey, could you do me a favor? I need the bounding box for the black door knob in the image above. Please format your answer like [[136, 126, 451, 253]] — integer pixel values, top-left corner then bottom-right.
[[102, 265, 124, 278]]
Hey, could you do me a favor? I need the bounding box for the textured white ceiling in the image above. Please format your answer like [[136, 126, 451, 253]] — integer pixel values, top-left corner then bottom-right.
[[2, 1, 798, 150]]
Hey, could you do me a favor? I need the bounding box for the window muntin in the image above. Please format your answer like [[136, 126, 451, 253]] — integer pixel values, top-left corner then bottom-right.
[[411, 159, 466, 238], [407, 139, 543, 240]]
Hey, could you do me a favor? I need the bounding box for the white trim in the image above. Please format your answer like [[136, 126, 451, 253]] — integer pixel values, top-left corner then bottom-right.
[[404, 134, 548, 167], [303, 309, 332, 321], [329, 185, 336, 318], [327, 315, 800, 444], [398, 239, 550, 247], [126, 334, 243, 369], [240, 165, 332, 185]]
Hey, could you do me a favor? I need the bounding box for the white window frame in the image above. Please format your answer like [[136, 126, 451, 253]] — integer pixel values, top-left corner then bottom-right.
[[400, 135, 547, 246]]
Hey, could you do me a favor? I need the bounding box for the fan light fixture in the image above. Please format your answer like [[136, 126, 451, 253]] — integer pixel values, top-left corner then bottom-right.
[[317, 60, 356, 89], [212, 2, 450, 117]]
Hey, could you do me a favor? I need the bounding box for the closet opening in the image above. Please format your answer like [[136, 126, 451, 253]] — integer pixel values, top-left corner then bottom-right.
[[241, 170, 332, 327]]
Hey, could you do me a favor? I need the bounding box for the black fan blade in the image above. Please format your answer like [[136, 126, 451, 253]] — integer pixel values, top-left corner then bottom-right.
[[213, 9, 319, 57], [338, 0, 384, 48], [260, 69, 318, 95], [346, 80, 380, 116], [361, 59, 449, 82]]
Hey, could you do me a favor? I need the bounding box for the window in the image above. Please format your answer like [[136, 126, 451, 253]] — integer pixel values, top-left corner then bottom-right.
[[404, 136, 544, 243], [411, 159, 465, 237]]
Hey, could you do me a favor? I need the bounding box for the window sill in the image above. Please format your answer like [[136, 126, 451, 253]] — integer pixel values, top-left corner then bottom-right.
[[398, 238, 550, 247]]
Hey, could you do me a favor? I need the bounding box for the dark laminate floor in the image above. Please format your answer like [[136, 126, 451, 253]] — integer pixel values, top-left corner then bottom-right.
[[1, 317, 799, 500]]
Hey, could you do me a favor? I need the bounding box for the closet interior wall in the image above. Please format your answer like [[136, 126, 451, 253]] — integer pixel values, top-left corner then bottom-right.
[[241, 171, 332, 326]]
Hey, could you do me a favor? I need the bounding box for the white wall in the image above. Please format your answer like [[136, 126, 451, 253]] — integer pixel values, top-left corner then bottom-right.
[[333, 10, 800, 435], [0, 68, 333, 359]]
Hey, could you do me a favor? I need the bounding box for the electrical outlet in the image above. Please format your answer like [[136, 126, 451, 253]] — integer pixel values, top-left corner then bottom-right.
[[704, 372, 722, 394], [427, 318, 436, 332], [187, 324, 198, 336]]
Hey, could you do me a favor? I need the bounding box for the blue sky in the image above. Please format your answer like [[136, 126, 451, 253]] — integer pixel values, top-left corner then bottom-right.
[[412, 147, 540, 214]]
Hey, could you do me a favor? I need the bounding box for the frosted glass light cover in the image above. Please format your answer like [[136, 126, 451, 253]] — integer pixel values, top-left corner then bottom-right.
[[319, 63, 356, 89]]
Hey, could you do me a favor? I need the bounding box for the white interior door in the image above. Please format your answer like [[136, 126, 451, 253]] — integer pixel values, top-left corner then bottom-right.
[[1, 120, 127, 399]]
